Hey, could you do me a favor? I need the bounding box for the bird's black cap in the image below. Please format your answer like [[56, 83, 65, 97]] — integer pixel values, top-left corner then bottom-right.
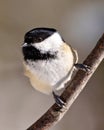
[[24, 27, 57, 44]]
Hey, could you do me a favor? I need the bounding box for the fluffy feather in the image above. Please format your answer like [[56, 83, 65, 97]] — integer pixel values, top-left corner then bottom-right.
[[22, 29, 78, 95], [23, 42, 76, 94]]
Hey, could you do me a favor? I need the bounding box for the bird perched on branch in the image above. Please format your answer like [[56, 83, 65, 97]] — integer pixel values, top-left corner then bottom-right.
[[22, 27, 88, 107]]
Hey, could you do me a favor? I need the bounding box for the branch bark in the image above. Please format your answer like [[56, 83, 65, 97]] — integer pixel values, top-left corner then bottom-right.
[[27, 34, 104, 130]]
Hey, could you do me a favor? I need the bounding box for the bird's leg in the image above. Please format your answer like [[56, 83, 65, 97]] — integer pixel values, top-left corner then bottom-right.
[[74, 63, 90, 72], [52, 63, 90, 107], [52, 91, 65, 107]]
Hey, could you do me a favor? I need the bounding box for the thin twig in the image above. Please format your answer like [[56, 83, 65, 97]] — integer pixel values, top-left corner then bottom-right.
[[27, 34, 104, 130]]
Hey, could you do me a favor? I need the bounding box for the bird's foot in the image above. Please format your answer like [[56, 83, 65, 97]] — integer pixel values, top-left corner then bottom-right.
[[52, 91, 65, 108], [74, 63, 90, 72]]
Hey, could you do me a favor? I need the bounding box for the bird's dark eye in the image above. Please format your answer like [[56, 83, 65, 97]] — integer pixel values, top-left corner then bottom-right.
[[33, 37, 43, 43], [38, 37, 43, 42]]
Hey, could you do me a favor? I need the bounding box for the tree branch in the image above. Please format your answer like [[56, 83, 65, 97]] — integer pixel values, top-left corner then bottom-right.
[[27, 34, 104, 130]]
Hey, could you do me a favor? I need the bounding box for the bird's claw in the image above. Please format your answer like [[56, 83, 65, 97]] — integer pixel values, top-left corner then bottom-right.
[[52, 91, 66, 108], [74, 63, 91, 72]]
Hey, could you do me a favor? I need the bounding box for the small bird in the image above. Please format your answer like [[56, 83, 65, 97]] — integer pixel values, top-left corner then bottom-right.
[[22, 27, 88, 107]]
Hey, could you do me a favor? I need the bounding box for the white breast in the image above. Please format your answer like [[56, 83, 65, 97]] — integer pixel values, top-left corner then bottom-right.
[[24, 43, 75, 95]]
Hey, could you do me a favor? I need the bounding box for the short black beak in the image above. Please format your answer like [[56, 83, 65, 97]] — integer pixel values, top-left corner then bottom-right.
[[22, 43, 28, 47]]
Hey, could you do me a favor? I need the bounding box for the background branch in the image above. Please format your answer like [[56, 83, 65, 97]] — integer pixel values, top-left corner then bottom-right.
[[27, 34, 104, 130]]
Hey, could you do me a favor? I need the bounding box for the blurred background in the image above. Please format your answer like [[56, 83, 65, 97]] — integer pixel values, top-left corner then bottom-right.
[[0, 0, 104, 130]]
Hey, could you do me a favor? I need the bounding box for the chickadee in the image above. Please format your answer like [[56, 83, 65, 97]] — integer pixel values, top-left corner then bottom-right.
[[22, 27, 87, 107]]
